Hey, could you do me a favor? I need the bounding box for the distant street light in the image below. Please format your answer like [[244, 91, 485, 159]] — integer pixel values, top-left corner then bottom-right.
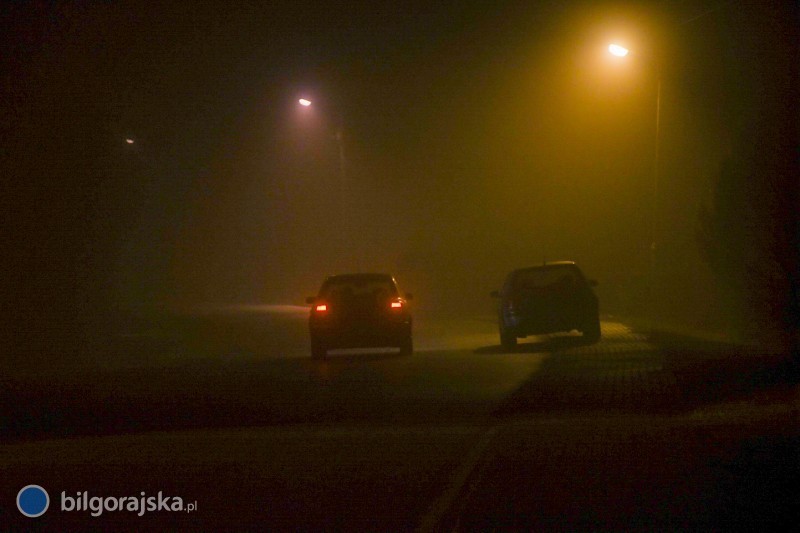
[[297, 96, 350, 262], [608, 44, 629, 57], [296, 97, 346, 185], [125, 138, 135, 144], [607, 43, 662, 323]]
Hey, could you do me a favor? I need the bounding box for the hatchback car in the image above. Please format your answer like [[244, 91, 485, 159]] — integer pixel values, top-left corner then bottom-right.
[[307, 273, 413, 358], [491, 261, 600, 348]]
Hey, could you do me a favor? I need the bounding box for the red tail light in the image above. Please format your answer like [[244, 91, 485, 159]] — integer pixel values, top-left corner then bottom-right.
[[390, 300, 403, 309], [315, 303, 328, 312]]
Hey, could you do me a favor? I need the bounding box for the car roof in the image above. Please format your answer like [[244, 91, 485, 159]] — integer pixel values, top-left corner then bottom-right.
[[514, 261, 576, 271], [509, 262, 580, 276], [324, 273, 395, 283]]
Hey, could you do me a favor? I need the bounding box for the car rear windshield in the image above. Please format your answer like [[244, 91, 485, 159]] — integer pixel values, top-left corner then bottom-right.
[[511, 267, 582, 291], [319, 277, 398, 300]]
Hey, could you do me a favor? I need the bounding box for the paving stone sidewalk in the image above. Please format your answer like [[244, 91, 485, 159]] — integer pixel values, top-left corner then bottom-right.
[[449, 321, 800, 531]]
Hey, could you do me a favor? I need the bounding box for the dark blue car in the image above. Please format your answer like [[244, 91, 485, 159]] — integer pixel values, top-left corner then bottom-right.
[[491, 261, 600, 349]]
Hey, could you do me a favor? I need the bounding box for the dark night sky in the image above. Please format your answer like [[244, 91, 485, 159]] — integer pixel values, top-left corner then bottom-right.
[[3, 1, 798, 352]]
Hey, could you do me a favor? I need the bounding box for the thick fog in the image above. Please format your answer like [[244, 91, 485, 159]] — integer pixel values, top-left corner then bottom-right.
[[5, 1, 797, 362]]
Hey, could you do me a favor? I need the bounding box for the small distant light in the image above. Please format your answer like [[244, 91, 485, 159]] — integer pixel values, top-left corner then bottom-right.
[[125, 138, 135, 144], [390, 301, 402, 309], [608, 44, 629, 57], [315, 303, 328, 312], [298, 99, 312, 107]]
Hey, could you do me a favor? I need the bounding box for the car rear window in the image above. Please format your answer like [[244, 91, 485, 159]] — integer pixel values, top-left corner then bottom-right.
[[511, 267, 580, 291], [319, 278, 398, 300]]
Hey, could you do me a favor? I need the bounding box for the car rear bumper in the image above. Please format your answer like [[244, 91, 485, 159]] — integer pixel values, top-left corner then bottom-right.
[[310, 318, 411, 349], [503, 313, 596, 337]]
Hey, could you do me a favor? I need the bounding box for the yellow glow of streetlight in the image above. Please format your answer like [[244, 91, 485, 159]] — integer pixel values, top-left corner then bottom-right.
[[298, 98, 312, 106], [608, 44, 629, 57]]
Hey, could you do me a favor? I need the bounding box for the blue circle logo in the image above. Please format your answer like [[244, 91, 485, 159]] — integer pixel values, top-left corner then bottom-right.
[[17, 485, 49, 518]]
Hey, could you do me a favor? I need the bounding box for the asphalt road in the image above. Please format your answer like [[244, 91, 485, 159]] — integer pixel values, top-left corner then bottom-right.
[[2, 306, 798, 530]]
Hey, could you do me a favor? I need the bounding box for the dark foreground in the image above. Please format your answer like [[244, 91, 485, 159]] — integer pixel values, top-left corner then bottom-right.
[[2, 307, 798, 530]]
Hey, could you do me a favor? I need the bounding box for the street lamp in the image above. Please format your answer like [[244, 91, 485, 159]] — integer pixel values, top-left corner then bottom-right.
[[296, 97, 347, 194], [608, 43, 661, 323], [297, 97, 350, 261], [608, 44, 629, 57]]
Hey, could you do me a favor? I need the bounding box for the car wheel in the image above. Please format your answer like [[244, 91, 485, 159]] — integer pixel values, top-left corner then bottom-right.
[[500, 328, 517, 350], [399, 333, 413, 355], [582, 319, 601, 344], [311, 340, 327, 359]]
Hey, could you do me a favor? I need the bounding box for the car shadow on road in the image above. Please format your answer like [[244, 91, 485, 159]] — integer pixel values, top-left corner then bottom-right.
[[474, 334, 595, 355]]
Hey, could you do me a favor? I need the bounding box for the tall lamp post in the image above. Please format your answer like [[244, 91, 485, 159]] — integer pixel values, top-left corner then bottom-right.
[[297, 97, 350, 262], [298, 98, 347, 182], [608, 43, 661, 323]]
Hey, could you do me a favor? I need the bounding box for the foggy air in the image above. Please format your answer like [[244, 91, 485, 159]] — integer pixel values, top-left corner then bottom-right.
[[3, 1, 798, 530]]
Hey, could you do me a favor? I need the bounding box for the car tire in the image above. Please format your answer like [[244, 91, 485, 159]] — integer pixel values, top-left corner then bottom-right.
[[399, 333, 413, 356], [311, 340, 327, 359], [500, 328, 517, 350], [582, 319, 601, 344]]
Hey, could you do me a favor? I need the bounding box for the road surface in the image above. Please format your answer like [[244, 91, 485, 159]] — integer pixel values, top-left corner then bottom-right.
[[2, 305, 798, 530]]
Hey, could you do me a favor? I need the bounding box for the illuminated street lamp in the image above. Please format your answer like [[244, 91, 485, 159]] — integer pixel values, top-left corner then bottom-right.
[[608, 43, 662, 322], [297, 96, 350, 261], [608, 43, 629, 57], [296, 97, 347, 188]]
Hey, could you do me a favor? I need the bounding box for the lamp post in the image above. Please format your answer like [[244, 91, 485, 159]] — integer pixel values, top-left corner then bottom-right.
[[608, 44, 661, 324], [297, 98, 347, 182], [297, 98, 350, 263]]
